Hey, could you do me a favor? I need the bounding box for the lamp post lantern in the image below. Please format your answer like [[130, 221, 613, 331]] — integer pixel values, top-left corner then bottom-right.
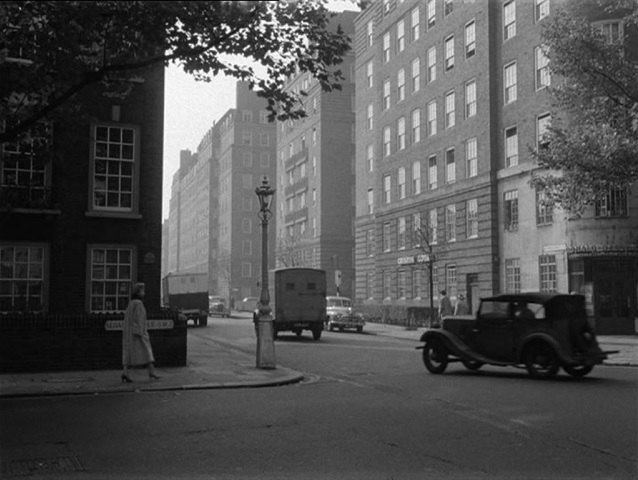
[[254, 176, 276, 369]]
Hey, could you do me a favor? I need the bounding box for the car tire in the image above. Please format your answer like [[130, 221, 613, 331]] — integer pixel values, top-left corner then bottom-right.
[[356, 326, 363, 333], [524, 342, 559, 379], [563, 364, 594, 378], [422, 339, 448, 374], [462, 359, 483, 371]]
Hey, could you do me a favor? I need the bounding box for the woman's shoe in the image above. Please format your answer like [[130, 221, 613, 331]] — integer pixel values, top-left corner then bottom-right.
[[121, 374, 133, 383], [149, 373, 161, 380]]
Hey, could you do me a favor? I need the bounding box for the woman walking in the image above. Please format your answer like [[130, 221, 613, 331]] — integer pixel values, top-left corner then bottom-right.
[[121, 282, 160, 383]]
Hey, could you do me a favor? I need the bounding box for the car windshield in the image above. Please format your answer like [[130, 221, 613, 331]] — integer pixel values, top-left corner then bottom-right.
[[328, 298, 352, 307]]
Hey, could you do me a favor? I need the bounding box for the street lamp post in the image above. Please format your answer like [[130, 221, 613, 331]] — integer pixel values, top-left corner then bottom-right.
[[254, 176, 276, 369]]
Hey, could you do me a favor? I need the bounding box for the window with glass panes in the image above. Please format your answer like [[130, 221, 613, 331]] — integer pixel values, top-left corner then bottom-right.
[[397, 117, 406, 150], [427, 100, 437, 136], [427, 0, 435, 28], [445, 204, 456, 242], [504, 0, 516, 40], [398, 167, 406, 199], [366, 228, 375, 256], [428, 155, 437, 189], [444, 35, 455, 70], [466, 137, 478, 177], [595, 188, 627, 217], [366, 271, 374, 299], [398, 217, 406, 250], [411, 109, 421, 143], [505, 258, 521, 293], [504, 190, 519, 231], [383, 32, 390, 62], [466, 198, 478, 237], [535, 0, 549, 21], [505, 126, 518, 167], [383, 270, 392, 299], [383, 126, 391, 157], [397, 68, 406, 101], [93, 125, 136, 211], [383, 79, 391, 110], [367, 104, 373, 130], [413, 269, 426, 299], [367, 61, 373, 88], [367, 188, 374, 213], [367, 20, 374, 46], [384, 174, 391, 203], [367, 144, 374, 172], [536, 189, 553, 225], [411, 6, 420, 40], [411, 57, 420, 92], [537, 113, 551, 148], [0, 244, 45, 312], [89, 246, 133, 312], [429, 208, 438, 244], [539, 254, 557, 292], [465, 79, 476, 118], [398, 269, 408, 298], [383, 222, 391, 251], [445, 91, 455, 128], [504, 62, 517, 103], [397, 19, 405, 52], [427, 47, 436, 82], [465, 20, 476, 57], [445, 148, 455, 184], [412, 160, 421, 195], [535, 46, 550, 89]]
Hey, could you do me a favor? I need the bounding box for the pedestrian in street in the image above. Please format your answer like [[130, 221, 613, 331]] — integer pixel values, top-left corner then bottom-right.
[[438, 290, 454, 322], [121, 282, 160, 383], [454, 294, 469, 315]]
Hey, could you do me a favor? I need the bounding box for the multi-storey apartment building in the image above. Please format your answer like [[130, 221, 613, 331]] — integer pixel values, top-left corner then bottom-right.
[[165, 82, 276, 303], [275, 10, 358, 298], [353, 0, 637, 334], [1, 63, 166, 313]]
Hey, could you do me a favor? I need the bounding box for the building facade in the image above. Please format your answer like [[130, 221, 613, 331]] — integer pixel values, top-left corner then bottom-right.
[[353, 0, 637, 333], [275, 10, 358, 298], [1, 64, 165, 313]]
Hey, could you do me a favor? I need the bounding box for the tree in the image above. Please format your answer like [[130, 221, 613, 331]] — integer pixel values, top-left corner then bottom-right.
[[276, 235, 303, 268], [0, 1, 354, 143], [530, 0, 638, 215], [411, 224, 438, 327]]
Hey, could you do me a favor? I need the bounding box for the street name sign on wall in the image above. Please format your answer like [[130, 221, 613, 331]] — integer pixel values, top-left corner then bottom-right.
[[104, 319, 174, 331], [397, 254, 431, 265]]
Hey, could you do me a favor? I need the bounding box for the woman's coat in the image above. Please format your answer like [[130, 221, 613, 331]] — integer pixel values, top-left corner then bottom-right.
[[122, 299, 155, 366]]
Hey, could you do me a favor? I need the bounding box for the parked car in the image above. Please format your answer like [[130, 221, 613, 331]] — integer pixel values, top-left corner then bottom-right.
[[237, 296, 259, 312], [209, 296, 230, 317], [326, 296, 352, 327], [417, 293, 617, 379], [328, 312, 366, 333]]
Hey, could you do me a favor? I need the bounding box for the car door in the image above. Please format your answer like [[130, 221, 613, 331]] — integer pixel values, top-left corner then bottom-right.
[[474, 300, 516, 361]]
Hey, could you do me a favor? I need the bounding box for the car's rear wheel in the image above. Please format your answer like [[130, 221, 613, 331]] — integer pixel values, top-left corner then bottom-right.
[[422, 339, 448, 374], [563, 364, 594, 377], [524, 342, 559, 379], [462, 359, 483, 371]]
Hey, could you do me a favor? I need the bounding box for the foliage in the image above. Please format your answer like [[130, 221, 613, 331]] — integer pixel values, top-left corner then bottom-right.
[[0, 1, 354, 143], [530, 0, 638, 214]]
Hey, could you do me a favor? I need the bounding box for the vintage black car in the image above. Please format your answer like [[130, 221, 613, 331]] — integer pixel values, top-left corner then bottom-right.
[[417, 293, 616, 379]]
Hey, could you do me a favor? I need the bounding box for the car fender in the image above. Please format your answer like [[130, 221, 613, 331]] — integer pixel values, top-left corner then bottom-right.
[[418, 329, 473, 359], [518, 333, 571, 364]]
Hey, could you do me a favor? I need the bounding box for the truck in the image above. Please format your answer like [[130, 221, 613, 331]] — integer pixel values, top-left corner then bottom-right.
[[162, 273, 209, 327], [268, 267, 327, 340]]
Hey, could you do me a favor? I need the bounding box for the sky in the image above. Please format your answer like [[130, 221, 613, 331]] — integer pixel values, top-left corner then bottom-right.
[[161, 1, 360, 221]]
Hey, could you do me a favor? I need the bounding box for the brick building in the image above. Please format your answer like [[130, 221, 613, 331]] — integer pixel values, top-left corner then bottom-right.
[[353, 0, 637, 333], [275, 10, 358, 298]]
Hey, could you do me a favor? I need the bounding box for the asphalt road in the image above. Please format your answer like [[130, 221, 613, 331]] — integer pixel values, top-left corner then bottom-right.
[[1, 315, 636, 480]]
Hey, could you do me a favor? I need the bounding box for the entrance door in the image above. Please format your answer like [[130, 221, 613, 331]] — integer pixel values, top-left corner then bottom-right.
[[595, 261, 635, 334]]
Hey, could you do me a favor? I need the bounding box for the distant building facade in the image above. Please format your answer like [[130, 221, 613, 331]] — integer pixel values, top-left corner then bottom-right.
[[353, 0, 637, 333], [275, 10, 358, 298]]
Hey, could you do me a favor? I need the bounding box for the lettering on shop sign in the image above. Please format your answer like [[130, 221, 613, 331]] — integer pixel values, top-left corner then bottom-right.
[[104, 319, 174, 331]]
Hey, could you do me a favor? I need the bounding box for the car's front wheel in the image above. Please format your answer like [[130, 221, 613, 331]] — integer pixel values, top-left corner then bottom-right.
[[524, 342, 559, 379], [563, 364, 594, 377], [422, 339, 448, 374]]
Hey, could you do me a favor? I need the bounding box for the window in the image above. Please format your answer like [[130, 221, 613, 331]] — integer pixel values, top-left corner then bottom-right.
[[412, 161, 421, 195], [599, 21, 622, 43], [367, 20, 374, 47], [260, 133, 269, 146], [398, 269, 408, 298], [412, 212, 422, 246], [92, 125, 137, 212], [242, 262, 252, 278], [445, 204, 456, 242], [505, 126, 518, 167], [444, 0, 454, 16], [444, 35, 455, 70], [366, 229, 375, 256], [383, 222, 392, 252], [397, 68, 406, 101], [465, 20, 476, 58], [536, 0, 549, 21], [429, 208, 438, 244], [367, 144, 374, 172], [367, 188, 374, 214], [242, 217, 252, 233], [242, 131, 252, 145], [397, 19, 405, 52], [383, 32, 390, 62], [383, 126, 391, 157], [427, 47, 436, 83], [411, 57, 420, 93], [259, 110, 269, 123], [445, 148, 455, 184], [242, 174, 252, 189], [398, 217, 406, 250], [428, 155, 437, 189], [427, 100, 437, 136], [242, 152, 253, 167], [0, 244, 46, 312], [466, 198, 478, 238], [536, 189, 553, 225], [89, 246, 133, 312], [537, 113, 551, 148], [383, 270, 392, 299], [466, 137, 478, 178], [366, 272, 374, 299], [504, 0, 516, 41], [446, 265, 457, 298], [427, 0, 435, 28], [312, 127, 317, 145], [504, 62, 517, 104], [398, 167, 406, 199], [411, 6, 420, 41], [535, 46, 550, 90], [260, 152, 270, 167], [397, 117, 406, 150], [445, 91, 455, 128], [465, 79, 477, 118], [504, 190, 519, 231], [241, 110, 253, 122], [383, 174, 391, 204], [367, 104, 374, 130], [411, 109, 421, 144], [505, 258, 521, 293], [595, 188, 628, 217], [539, 254, 557, 292], [367, 61, 373, 88], [242, 240, 252, 256], [383, 79, 391, 110]]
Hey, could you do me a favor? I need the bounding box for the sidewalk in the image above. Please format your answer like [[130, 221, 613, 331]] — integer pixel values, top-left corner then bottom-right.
[[0, 323, 635, 399]]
